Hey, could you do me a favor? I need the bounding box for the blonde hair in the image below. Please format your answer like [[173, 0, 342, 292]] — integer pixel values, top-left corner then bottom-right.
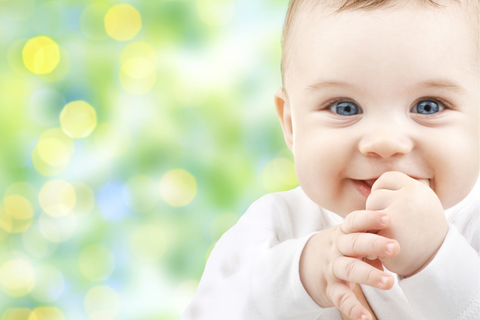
[[280, 0, 479, 95]]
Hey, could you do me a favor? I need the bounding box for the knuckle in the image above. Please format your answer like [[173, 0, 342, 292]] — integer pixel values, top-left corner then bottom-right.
[[328, 282, 342, 305], [351, 235, 361, 253], [366, 268, 376, 285], [336, 291, 349, 310], [345, 259, 358, 280], [331, 257, 341, 278], [371, 236, 381, 251], [350, 213, 358, 231], [344, 213, 356, 233], [338, 293, 355, 318]]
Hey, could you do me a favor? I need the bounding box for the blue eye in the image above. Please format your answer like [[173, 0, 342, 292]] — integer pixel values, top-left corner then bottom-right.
[[330, 101, 361, 116], [412, 100, 442, 115]]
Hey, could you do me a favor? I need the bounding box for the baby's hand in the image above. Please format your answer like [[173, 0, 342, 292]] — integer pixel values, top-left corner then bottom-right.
[[366, 171, 448, 277], [299, 210, 400, 320]]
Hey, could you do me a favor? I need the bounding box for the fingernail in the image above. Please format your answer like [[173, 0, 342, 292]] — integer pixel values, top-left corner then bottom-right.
[[380, 215, 387, 224], [380, 276, 389, 286], [386, 243, 394, 254]]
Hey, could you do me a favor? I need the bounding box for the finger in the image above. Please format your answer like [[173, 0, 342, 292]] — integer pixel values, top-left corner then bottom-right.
[[365, 189, 395, 211], [333, 256, 394, 290], [371, 171, 412, 192], [337, 232, 399, 259], [341, 210, 390, 234], [329, 281, 372, 320]]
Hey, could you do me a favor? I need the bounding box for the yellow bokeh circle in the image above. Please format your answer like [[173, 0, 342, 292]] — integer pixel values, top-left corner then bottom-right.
[[32, 128, 74, 177], [4, 195, 33, 220], [84, 285, 121, 320], [39, 180, 76, 217], [0, 259, 35, 297], [60, 101, 97, 138], [22, 36, 60, 74], [4, 182, 39, 213], [78, 245, 115, 281], [0, 206, 13, 233], [120, 41, 155, 64], [1, 195, 34, 234], [37, 138, 70, 166], [29, 307, 65, 320], [121, 57, 155, 79], [119, 42, 156, 94], [2, 308, 32, 320], [159, 169, 197, 207], [104, 4, 141, 41]]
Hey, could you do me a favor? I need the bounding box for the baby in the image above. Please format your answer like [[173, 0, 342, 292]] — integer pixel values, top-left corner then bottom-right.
[[184, 0, 480, 319]]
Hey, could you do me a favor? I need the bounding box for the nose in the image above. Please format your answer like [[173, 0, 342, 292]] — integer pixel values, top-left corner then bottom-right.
[[358, 125, 414, 158]]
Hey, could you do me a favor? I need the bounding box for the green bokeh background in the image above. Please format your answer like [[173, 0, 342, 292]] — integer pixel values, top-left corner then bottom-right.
[[0, 0, 299, 319]]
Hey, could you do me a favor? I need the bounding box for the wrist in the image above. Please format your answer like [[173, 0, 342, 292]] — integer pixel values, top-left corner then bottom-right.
[[401, 223, 449, 279], [401, 246, 440, 279]]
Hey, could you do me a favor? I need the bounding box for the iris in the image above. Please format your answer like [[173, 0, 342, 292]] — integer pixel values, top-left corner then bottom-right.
[[416, 100, 439, 114], [335, 101, 360, 116]]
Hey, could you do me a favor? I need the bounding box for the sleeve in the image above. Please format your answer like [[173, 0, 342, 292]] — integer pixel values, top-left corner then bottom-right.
[[182, 194, 331, 320], [398, 223, 480, 320]]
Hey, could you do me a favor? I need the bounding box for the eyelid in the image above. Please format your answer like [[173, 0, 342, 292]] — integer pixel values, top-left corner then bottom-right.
[[321, 97, 360, 112]]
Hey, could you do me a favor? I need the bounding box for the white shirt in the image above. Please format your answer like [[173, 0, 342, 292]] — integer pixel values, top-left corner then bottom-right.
[[184, 178, 480, 320]]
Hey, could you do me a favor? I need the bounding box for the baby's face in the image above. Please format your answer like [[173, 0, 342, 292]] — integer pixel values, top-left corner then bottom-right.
[[275, 3, 479, 217]]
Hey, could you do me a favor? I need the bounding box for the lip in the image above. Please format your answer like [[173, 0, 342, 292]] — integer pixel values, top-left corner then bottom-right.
[[352, 179, 371, 198], [353, 176, 430, 198]]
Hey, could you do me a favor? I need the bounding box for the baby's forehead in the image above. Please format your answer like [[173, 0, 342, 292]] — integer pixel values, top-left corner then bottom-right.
[[282, 0, 479, 89]]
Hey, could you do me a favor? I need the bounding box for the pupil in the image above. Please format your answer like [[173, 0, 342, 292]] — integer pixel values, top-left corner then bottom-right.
[[417, 100, 439, 114], [336, 101, 358, 116]]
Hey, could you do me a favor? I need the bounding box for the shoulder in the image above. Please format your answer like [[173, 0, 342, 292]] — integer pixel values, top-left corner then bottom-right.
[[237, 187, 327, 240], [239, 187, 311, 222]]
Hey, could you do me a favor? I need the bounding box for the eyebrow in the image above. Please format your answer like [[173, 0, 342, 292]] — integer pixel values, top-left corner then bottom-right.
[[304, 79, 468, 95], [411, 79, 468, 94], [304, 81, 358, 93]]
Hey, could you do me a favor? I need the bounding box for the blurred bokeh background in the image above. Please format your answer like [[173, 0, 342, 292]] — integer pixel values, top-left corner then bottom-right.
[[0, 0, 299, 319]]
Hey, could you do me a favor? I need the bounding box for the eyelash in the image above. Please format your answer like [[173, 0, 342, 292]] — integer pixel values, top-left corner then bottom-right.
[[321, 97, 450, 116]]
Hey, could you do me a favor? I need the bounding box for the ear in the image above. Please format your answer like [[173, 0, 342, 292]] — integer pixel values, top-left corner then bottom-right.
[[274, 87, 294, 151]]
